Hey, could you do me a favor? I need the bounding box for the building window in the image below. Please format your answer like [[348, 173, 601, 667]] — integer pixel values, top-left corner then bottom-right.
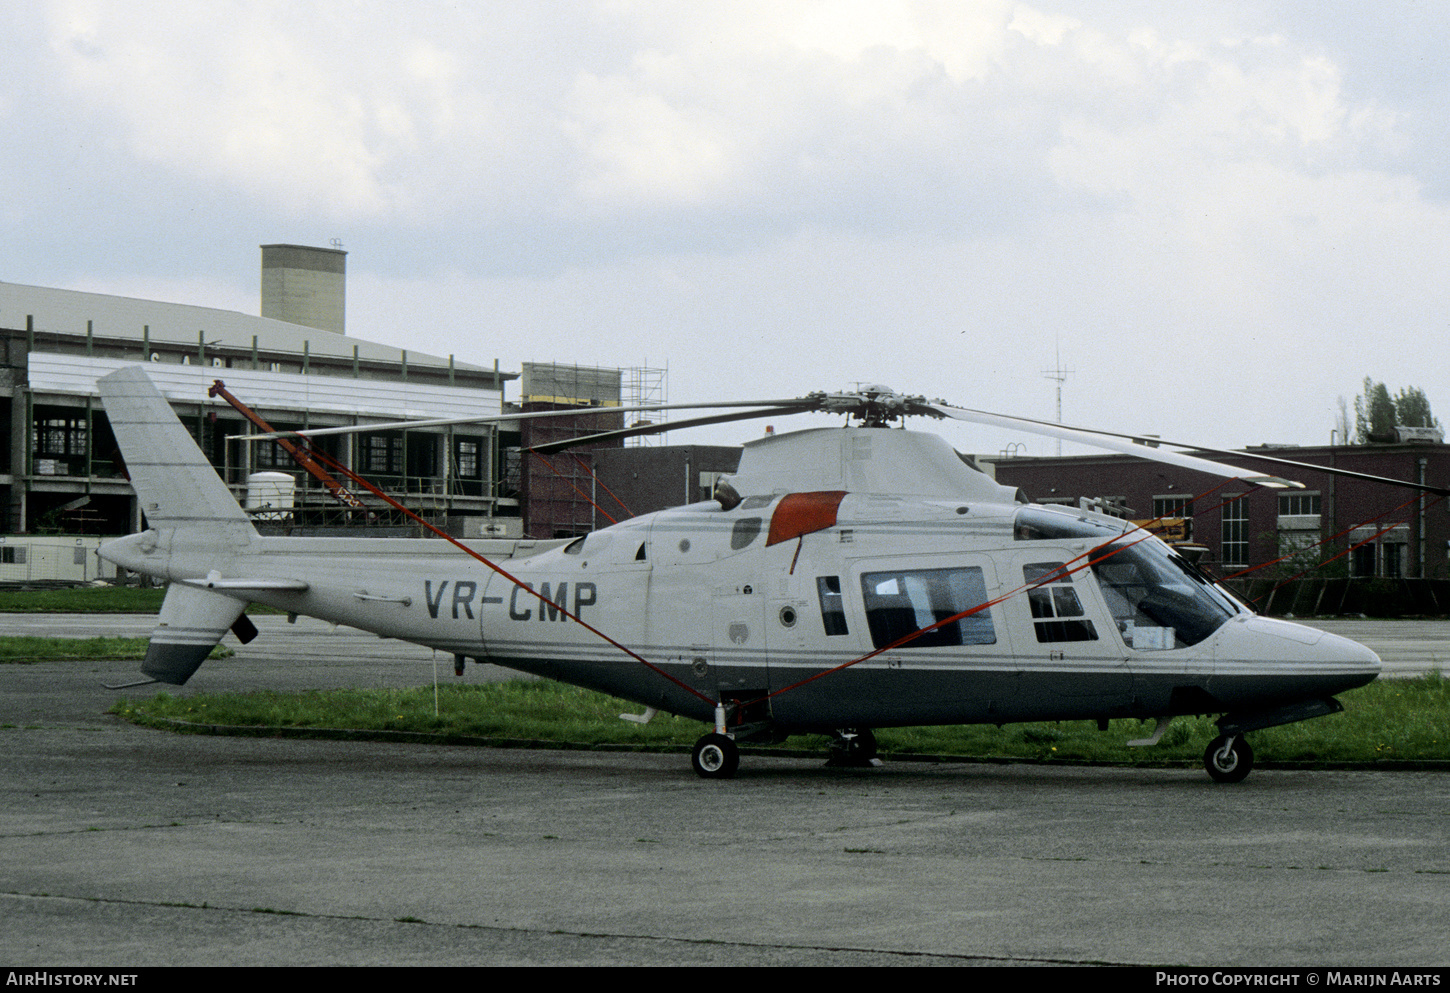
[[1278, 493, 1322, 518], [1384, 542, 1405, 578], [364, 434, 403, 476], [455, 438, 481, 478], [1351, 542, 1376, 577], [1153, 496, 1194, 519], [33, 411, 87, 475], [1221, 495, 1248, 567], [1275, 491, 1322, 572], [253, 425, 302, 471], [1350, 526, 1409, 578]]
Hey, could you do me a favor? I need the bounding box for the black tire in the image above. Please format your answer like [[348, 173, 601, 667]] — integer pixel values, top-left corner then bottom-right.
[[691, 733, 740, 779], [828, 727, 878, 766], [1204, 734, 1254, 784]]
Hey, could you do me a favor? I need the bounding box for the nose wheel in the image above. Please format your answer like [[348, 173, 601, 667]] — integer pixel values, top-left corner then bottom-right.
[[691, 733, 740, 779], [1204, 734, 1253, 783]]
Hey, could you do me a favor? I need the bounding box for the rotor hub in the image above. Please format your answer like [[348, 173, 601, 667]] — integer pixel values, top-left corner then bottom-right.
[[811, 386, 933, 428]]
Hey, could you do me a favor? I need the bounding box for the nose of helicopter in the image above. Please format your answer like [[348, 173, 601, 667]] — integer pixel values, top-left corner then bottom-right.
[[1214, 614, 1381, 692]]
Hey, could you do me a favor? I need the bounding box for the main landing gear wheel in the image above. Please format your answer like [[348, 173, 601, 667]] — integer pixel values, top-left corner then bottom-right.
[[691, 733, 740, 779], [826, 727, 878, 767], [1204, 734, 1254, 784]]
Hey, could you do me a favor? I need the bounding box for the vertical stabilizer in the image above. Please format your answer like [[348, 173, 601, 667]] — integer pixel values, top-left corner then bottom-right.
[[142, 583, 249, 685], [98, 367, 259, 685], [97, 367, 255, 543]]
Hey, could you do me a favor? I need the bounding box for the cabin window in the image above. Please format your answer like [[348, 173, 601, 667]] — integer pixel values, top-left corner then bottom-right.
[[860, 567, 995, 649], [815, 576, 849, 636], [1023, 562, 1097, 643]]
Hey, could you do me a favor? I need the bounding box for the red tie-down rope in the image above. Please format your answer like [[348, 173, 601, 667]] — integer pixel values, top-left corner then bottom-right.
[[524, 449, 626, 526], [294, 441, 718, 707], [277, 421, 1258, 721], [742, 477, 1251, 715], [571, 452, 635, 521]]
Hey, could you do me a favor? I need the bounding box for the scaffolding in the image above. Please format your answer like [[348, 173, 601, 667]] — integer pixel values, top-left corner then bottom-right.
[[514, 362, 668, 537], [622, 361, 668, 447], [518, 363, 624, 538]]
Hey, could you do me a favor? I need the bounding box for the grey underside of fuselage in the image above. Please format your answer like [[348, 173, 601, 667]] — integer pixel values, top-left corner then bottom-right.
[[475, 650, 1375, 732]]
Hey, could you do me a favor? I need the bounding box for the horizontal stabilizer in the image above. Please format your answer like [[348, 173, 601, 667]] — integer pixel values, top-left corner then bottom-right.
[[142, 584, 249, 685], [176, 576, 309, 594]]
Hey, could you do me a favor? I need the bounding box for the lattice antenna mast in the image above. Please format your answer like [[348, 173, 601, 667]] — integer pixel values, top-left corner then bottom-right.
[[1041, 343, 1074, 457]]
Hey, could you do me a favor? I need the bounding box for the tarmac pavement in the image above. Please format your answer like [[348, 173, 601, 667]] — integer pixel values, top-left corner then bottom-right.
[[1, 614, 1448, 967]]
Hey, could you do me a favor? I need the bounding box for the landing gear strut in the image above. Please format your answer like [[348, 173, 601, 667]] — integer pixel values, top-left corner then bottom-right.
[[1204, 734, 1254, 784]]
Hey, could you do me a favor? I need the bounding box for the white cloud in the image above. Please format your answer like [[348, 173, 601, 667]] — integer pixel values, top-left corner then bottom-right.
[[43, 0, 506, 221], [10, 1, 1450, 450]]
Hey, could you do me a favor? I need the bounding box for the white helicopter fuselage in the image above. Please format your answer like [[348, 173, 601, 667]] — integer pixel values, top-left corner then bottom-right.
[[95, 368, 1380, 777]]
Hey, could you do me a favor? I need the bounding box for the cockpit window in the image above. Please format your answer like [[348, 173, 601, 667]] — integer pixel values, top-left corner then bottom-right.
[[1092, 544, 1236, 648], [1014, 506, 1239, 650]]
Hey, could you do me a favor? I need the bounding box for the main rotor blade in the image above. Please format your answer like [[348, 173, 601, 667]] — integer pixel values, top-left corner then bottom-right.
[[927, 402, 1450, 497], [528, 405, 803, 454], [925, 402, 1305, 489], [229, 397, 815, 442]]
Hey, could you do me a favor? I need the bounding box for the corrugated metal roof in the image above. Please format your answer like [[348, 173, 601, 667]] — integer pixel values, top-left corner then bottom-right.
[[29, 352, 502, 424], [0, 280, 499, 375]]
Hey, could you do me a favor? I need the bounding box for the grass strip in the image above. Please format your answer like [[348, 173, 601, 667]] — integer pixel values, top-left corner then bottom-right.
[[0, 585, 290, 615], [0, 586, 168, 613], [1, 636, 231, 663], [111, 673, 1449, 766]]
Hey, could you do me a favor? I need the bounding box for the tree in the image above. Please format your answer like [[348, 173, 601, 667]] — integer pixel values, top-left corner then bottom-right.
[[1351, 378, 1439, 443], [1354, 378, 1395, 443], [1334, 395, 1352, 445], [1394, 386, 1438, 429]]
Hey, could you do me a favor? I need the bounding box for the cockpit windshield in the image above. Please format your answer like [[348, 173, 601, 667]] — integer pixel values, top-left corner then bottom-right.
[[1013, 506, 1241, 649]]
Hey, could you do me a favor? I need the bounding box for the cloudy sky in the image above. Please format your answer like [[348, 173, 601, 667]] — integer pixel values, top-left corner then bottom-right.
[[4, 1, 1449, 457]]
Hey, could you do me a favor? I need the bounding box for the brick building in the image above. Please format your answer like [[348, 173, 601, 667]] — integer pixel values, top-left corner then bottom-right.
[[988, 442, 1450, 582]]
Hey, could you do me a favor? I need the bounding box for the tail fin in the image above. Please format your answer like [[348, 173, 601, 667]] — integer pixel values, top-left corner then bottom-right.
[[142, 583, 250, 685], [98, 367, 258, 685], [97, 367, 256, 540]]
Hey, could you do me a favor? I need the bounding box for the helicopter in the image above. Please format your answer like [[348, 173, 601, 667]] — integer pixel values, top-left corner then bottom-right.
[[96, 367, 1386, 783]]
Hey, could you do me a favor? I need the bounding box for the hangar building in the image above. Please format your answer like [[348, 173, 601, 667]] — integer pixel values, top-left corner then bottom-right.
[[1, 245, 517, 580]]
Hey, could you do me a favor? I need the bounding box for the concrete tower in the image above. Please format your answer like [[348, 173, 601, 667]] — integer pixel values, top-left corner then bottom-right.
[[260, 243, 346, 334]]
